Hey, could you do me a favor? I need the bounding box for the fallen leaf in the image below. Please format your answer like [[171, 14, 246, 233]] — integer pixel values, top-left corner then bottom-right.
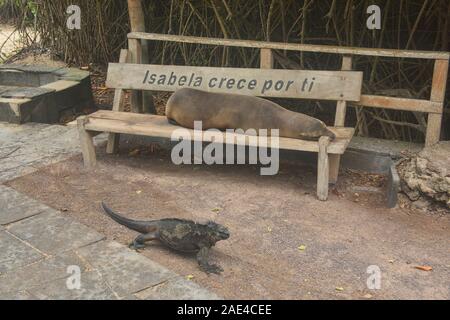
[[186, 275, 195, 280], [332, 188, 342, 197], [298, 245, 307, 251], [414, 265, 433, 272], [335, 287, 344, 292], [93, 86, 108, 90], [211, 208, 222, 214]]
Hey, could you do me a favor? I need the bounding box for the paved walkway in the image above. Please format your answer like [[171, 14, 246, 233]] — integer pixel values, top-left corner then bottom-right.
[[0, 122, 219, 300]]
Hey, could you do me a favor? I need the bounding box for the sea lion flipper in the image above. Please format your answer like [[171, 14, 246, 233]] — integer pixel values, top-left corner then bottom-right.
[[168, 118, 179, 125]]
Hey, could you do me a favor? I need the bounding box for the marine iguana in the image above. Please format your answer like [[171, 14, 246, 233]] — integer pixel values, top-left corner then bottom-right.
[[101, 202, 230, 274]]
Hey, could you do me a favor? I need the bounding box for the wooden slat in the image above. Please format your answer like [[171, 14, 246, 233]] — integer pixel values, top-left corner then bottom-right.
[[358, 95, 443, 113], [85, 111, 354, 155], [128, 32, 450, 60], [128, 38, 142, 113], [335, 56, 352, 127], [107, 49, 129, 154], [260, 49, 274, 69], [425, 59, 449, 146], [106, 63, 363, 101], [112, 50, 129, 112], [332, 56, 352, 184], [430, 59, 449, 102]]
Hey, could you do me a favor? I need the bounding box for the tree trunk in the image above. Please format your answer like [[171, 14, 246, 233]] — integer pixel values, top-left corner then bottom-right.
[[127, 0, 156, 114]]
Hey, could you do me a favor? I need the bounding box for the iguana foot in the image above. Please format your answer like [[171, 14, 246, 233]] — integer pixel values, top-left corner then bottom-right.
[[129, 241, 146, 251], [197, 247, 223, 275], [200, 263, 224, 275]]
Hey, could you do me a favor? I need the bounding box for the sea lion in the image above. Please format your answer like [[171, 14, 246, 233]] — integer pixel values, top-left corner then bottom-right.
[[165, 88, 336, 141]]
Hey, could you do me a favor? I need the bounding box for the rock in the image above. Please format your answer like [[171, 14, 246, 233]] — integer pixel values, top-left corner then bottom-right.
[[397, 142, 450, 209], [411, 198, 431, 210]]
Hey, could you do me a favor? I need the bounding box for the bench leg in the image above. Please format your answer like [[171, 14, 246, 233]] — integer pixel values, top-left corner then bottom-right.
[[106, 87, 123, 154], [106, 85, 124, 154], [329, 154, 341, 185], [106, 49, 128, 154], [77, 117, 97, 169], [106, 133, 120, 154], [317, 136, 331, 201]]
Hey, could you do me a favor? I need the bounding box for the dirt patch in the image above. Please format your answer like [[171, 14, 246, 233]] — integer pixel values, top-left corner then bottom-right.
[[7, 145, 450, 300], [5, 50, 66, 68], [0, 24, 21, 60]]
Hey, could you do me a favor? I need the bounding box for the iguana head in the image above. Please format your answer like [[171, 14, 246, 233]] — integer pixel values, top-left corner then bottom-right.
[[206, 221, 230, 242]]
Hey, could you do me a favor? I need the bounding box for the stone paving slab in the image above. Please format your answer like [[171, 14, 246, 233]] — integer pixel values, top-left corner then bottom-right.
[[76, 240, 178, 298], [28, 271, 118, 300], [0, 230, 44, 274], [53, 68, 90, 82], [0, 65, 64, 73], [0, 87, 55, 99], [0, 85, 19, 95], [0, 122, 107, 183], [135, 277, 222, 300], [0, 185, 48, 225], [0, 290, 36, 300], [0, 251, 88, 294], [7, 209, 105, 255]]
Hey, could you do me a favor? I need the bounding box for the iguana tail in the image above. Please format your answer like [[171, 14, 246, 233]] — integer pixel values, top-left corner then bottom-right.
[[101, 202, 156, 234]]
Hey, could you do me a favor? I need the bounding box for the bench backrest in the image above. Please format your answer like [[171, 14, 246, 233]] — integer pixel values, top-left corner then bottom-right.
[[106, 63, 363, 102]]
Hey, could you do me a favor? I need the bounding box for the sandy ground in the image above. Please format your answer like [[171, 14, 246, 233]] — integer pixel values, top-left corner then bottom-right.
[[0, 24, 21, 60], [0, 23, 57, 67], [7, 142, 449, 300]]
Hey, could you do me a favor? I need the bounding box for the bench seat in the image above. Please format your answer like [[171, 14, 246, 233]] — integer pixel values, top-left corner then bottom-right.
[[85, 110, 354, 154]]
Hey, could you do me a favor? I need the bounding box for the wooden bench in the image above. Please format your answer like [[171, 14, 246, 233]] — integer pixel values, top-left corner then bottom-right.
[[77, 49, 362, 200]]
